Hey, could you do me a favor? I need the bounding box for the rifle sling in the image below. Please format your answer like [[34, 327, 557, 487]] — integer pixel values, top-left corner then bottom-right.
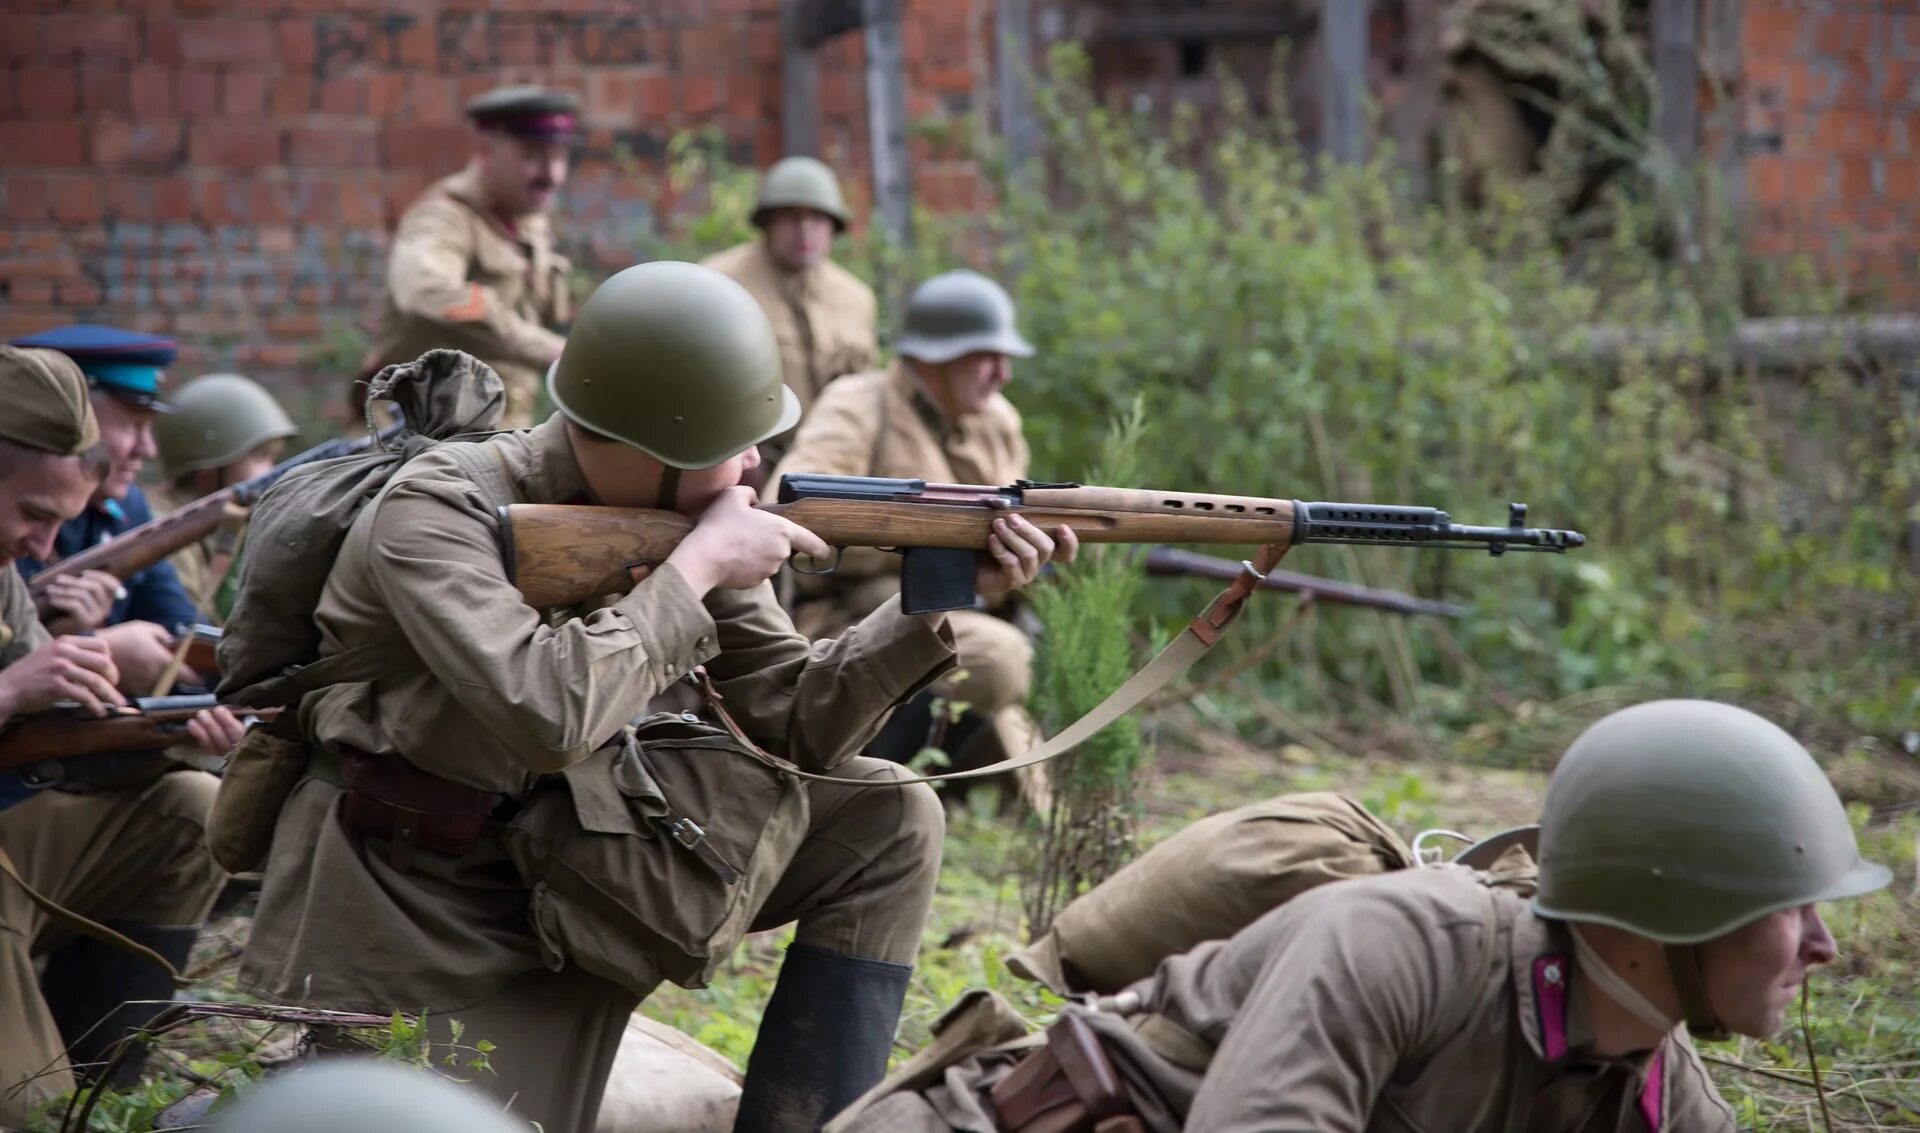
[[0, 845, 192, 989], [695, 542, 1292, 788]]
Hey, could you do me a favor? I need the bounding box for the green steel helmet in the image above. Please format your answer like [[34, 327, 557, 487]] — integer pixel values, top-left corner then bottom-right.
[[752, 155, 850, 231], [895, 270, 1035, 364], [1533, 699, 1890, 944], [214, 1059, 526, 1133], [547, 261, 798, 469], [153, 372, 298, 479]]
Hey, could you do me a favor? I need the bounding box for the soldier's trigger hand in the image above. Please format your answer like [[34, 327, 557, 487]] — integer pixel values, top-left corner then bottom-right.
[[976, 518, 1076, 598], [0, 635, 125, 718], [667, 486, 830, 596]]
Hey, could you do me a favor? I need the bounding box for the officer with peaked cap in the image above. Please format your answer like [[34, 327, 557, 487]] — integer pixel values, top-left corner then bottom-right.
[[0, 345, 235, 1126], [703, 156, 878, 464], [357, 85, 581, 429], [11, 326, 205, 695], [773, 271, 1040, 801]]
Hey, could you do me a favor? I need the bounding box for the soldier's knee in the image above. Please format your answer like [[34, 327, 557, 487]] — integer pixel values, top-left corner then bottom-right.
[[142, 769, 219, 828], [850, 763, 946, 867]]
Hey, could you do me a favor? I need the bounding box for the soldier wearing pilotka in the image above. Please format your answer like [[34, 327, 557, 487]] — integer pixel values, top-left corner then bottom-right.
[[772, 271, 1039, 787], [150, 373, 300, 626], [703, 156, 878, 465], [235, 262, 1076, 1133], [357, 85, 578, 430], [831, 700, 1891, 1132], [0, 347, 238, 1126]]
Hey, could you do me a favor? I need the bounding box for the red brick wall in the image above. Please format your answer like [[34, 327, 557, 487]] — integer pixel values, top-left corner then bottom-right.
[[0, 0, 992, 413], [1742, 0, 1920, 304]]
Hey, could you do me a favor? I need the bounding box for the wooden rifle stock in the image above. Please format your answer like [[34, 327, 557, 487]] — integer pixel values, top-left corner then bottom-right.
[[27, 424, 404, 601], [1143, 547, 1466, 618], [0, 695, 281, 773]]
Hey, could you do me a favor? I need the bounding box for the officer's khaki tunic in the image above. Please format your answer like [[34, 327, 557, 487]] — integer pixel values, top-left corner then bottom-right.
[[702, 241, 876, 453], [364, 169, 571, 429], [241, 415, 955, 1133], [772, 363, 1035, 764], [0, 566, 223, 1127], [843, 867, 1736, 1132]]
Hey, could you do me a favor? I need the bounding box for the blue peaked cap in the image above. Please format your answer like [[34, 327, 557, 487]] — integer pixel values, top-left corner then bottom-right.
[[10, 324, 177, 410]]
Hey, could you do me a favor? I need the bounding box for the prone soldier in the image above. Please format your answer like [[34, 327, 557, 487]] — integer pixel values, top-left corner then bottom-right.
[[358, 85, 578, 429], [150, 373, 299, 626], [703, 156, 878, 465], [771, 271, 1039, 784], [0, 347, 236, 1126], [834, 699, 1891, 1132], [11, 326, 208, 694], [234, 263, 1074, 1133]]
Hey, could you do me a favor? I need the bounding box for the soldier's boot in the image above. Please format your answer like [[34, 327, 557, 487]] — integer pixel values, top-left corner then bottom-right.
[[732, 942, 913, 1133], [863, 688, 987, 772], [40, 923, 197, 1087]]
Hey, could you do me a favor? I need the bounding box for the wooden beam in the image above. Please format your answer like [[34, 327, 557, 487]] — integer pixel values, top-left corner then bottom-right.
[[1318, 0, 1370, 164], [1703, 0, 1745, 217], [1094, 9, 1316, 42], [997, 0, 1036, 182], [1653, 0, 1701, 163], [795, 0, 865, 50], [781, 0, 821, 157], [864, 0, 914, 249]]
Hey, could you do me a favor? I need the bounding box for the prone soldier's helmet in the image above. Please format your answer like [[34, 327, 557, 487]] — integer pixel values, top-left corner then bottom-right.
[[154, 373, 298, 479], [214, 1059, 525, 1133], [895, 271, 1035, 364], [752, 156, 851, 232], [1533, 699, 1888, 943], [547, 261, 798, 468]]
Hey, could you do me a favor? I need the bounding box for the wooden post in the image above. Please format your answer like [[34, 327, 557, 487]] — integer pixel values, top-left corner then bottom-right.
[[864, 0, 914, 249], [1393, 0, 1442, 192], [782, 0, 822, 157], [1703, 0, 1744, 216], [1653, 0, 1700, 163], [997, 0, 1036, 183], [1319, 0, 1370, 164]]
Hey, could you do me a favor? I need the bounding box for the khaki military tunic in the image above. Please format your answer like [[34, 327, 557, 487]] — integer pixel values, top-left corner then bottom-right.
[[844, 867, 1735, 1132], [0, 565, 223, 1127], [365, 169, 571, 429], [701, 241, 877, 454]]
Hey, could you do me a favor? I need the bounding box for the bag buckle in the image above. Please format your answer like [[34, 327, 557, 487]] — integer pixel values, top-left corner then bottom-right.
[[667, 817, 706, 849]]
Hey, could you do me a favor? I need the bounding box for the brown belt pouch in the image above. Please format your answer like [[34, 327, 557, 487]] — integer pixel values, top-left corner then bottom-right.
[[336, 748, 504, 863], [989, 1012, 1143, 1133]]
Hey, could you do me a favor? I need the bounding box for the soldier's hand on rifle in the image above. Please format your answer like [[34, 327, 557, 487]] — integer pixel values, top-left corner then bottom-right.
[[185, 705, 248, 758], [0, 635, 125, 721], [665, 486, 831, 597], [98, 621, 184, 695], [975, 515, 1077, 599], [37, 569, 123, 635]]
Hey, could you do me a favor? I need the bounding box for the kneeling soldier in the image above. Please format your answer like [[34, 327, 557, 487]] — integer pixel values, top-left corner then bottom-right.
[[237, 263, 1074, 1133]]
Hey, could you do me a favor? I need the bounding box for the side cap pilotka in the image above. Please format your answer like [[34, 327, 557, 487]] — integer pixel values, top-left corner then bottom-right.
[[0, 345, 101, 455]]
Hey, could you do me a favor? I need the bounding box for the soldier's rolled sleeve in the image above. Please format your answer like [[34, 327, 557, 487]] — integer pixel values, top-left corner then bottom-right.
[[388, 202, 564, 370], [699, 586, 955, 771], [364, 480, 719, 772]]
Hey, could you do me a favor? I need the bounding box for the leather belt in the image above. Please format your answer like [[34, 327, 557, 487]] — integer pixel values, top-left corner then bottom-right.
[[316, 745, 513, 869]]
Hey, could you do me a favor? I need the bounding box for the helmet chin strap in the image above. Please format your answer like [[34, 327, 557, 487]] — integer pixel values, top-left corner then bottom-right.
[[1664, 943, 1730, 1040], [1569, 926, 1682, 1037], [653, 465, 681, 512]]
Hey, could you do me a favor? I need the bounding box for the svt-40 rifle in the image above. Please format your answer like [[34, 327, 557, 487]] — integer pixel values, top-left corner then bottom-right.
[[0, 694, 281, 776], [26, 423, 406, 603], [499, 474, 1585, 613]]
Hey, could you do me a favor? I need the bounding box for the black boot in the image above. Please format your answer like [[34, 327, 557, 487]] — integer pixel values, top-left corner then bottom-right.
[[40, 924, 198, 1087], [733, 943, 913, 1133], [863, 688, 939, 765]]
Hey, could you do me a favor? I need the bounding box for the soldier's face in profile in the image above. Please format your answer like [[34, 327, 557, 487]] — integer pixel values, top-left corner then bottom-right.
[[478, 132, 571, 217], [89, 392, 158, 504], [0, 447, 96, 565], [1697, 903, 1837, 1036], [763, 209, 836, 273]]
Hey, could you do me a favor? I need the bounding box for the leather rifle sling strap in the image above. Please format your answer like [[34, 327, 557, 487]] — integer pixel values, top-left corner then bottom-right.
[[693, 541, 1293, 789], [0, 846, 192, 988]]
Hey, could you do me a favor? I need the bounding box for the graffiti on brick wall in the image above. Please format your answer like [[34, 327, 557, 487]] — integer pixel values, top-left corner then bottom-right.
[[315, 10, 697, 78]]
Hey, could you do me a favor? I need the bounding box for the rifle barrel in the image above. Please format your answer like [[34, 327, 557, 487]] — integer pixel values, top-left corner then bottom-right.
[[1143, 547, 1465, 618]]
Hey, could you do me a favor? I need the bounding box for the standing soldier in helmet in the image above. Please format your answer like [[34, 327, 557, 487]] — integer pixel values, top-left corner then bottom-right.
[[703, 156, 877, 465], [235, 263, 1074, 1133], [832, 699, 1890, 1132], [151, 373, 300, 625], [357, 85, 579, 429], [771, 271, 1038, 788]]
